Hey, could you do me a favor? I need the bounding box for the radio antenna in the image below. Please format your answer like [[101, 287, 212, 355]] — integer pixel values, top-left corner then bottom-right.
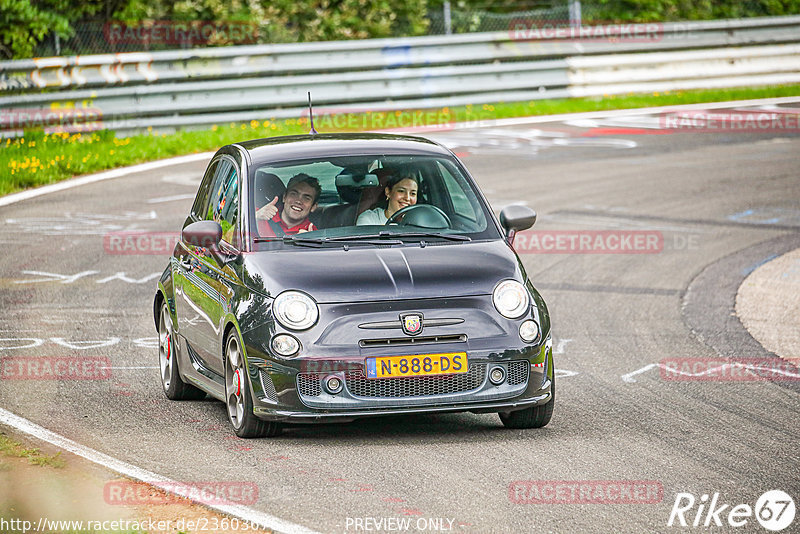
[[307, 92, 318, 135]]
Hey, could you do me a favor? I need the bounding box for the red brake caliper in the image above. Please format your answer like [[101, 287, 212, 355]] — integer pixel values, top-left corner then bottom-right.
[[165, 335, 171, 360], [235, 369, 241, 396]]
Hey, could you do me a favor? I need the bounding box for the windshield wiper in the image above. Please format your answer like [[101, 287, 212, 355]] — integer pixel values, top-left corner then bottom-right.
[[282, 235, 403, 247], [383, 231, 471, 242]]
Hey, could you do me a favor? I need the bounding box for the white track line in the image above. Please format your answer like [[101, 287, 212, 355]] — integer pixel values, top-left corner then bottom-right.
[[0, 152, 214, 208], [376, 96, 800, 133], [0, 407, 321, 534], [621, 362, 800, 382]]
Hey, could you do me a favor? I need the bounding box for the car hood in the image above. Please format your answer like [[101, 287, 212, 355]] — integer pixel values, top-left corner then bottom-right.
[[243, 239, 522, 303]]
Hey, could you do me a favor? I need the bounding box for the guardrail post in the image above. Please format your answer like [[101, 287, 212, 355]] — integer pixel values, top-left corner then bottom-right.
[[569, 0, 582, 28], [444, 1, 452, 35]]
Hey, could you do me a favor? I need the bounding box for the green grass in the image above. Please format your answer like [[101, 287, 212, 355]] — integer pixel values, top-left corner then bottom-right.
[[2, 84, 798, 197], [0, 432, 66, 468]]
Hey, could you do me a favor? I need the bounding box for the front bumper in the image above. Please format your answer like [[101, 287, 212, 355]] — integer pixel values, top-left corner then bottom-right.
[[248, 342, 552, 423], [241, 294, 553, 423]]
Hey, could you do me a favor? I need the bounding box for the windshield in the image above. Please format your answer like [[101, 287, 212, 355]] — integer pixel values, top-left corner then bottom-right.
[[248, 154, 501, 249]]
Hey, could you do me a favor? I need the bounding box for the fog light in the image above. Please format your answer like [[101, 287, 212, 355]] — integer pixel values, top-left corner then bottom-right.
[[324, 375, 343, 394], [519, 320, 540, 343], [489, 366, 506, 385], [271, 334, 299, 357]]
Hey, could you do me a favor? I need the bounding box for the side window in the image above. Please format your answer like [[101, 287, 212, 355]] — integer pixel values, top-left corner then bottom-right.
[[191, 160, 218, 219], [205, 159, 240, 247], [437, 161, 477, 222]]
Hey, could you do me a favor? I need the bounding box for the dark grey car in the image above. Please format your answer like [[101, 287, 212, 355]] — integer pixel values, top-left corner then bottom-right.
[[154, 133, 554, 438]]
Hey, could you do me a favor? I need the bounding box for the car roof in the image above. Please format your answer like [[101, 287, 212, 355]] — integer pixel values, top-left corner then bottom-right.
[[236, 133, 453, 163]]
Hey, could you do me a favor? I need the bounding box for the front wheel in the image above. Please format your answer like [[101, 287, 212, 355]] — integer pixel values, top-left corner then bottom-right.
[[158, 301, 206, 401], [224, 333, 282, 438], [499, 373, 555, 429]]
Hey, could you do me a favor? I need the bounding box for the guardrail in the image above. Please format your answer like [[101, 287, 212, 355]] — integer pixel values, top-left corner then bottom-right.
[[1, 15, 799, 136]]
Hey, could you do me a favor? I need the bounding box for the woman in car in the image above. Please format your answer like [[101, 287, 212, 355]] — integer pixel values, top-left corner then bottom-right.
[[356, 172, 418, 225]]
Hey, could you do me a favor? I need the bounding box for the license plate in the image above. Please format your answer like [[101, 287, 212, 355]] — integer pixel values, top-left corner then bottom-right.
[[365, 352, 468, 379]]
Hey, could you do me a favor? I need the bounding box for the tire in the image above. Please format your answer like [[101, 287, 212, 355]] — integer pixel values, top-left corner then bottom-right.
[[158, 301, 206, 401], [224, 332, 282, 438], [499, 372, 555, 429]]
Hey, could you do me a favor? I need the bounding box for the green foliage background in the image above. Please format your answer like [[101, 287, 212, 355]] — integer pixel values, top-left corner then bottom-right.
[[1, 0, 799, 58]]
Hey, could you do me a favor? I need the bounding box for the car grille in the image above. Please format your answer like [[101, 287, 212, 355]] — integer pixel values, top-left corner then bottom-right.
[[297, 374, 322, 397], [507, 360, 529, 386], [359, 334, 467, 348], [345, 364, 486, 398], [259, 369, 278, 401], [296, 361, 530, 400]]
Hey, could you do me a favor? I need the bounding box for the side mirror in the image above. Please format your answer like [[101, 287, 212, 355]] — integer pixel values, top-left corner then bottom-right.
[[499, 205, 537, 243], [182, 220, 232, 265]]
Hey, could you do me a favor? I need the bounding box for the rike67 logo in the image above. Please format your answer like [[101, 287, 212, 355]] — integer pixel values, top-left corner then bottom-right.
[[668, 490, 795, 531]]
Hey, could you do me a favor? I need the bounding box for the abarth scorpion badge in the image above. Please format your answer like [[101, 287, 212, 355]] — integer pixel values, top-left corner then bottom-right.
[[401, 313, 423, 336]]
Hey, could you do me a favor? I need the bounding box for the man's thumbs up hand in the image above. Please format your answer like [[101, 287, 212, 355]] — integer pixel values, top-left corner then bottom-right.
[[256, 196, 280, 220]]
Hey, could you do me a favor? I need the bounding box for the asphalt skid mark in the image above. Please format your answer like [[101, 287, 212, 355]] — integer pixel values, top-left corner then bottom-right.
[[4, 211, 159, 236]]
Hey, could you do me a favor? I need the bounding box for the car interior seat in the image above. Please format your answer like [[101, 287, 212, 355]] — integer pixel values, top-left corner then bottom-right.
[[255, 170, 286, 214], [310, 168, 362, 228]]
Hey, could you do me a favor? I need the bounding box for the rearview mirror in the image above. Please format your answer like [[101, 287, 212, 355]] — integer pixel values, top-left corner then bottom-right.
[[335, 173, 379, 188], [499, 205, 537, 243]]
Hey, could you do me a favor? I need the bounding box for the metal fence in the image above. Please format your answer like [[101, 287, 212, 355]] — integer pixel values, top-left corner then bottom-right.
[[29, 0, 796, 58], [2, 16, 799, 137]]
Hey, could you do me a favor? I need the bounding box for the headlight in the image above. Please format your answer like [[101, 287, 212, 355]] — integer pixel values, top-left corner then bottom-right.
[[271, 334, 300, 357], [273, 291, 318, 330], [492, 280, 529, 319], [519, 320, 540, 343]]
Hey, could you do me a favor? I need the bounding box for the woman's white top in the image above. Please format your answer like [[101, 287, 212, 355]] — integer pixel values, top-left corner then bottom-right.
[[356, 207, 388, 225]]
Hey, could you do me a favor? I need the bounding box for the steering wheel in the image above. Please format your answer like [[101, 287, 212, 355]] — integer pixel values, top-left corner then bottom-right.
[[385, 204, 452, 229]]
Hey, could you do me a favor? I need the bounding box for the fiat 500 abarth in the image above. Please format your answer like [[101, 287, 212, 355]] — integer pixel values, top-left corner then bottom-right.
[[154, 133, 554, 437]]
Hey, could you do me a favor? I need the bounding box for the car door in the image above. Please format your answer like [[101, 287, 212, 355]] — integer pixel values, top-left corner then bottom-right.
[[175, 156, 242, 377]]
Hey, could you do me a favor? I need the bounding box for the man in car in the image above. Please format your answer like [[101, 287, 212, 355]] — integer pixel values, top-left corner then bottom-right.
[[256, 173, 321, 236]]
